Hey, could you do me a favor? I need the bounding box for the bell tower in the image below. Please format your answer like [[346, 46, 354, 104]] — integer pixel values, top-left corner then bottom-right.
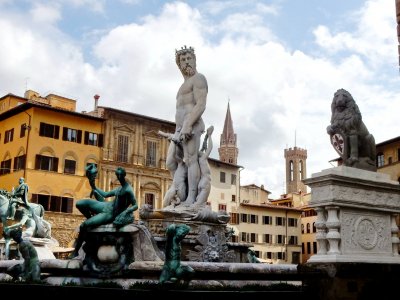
[[219, 102, 238, 164], [284, 146, 307, 194]]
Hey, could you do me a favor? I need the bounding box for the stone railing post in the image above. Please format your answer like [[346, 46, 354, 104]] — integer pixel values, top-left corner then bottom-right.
[[314, 207, 327, 255], [391, 214, 399, 256], [325, 206, 341, 255]]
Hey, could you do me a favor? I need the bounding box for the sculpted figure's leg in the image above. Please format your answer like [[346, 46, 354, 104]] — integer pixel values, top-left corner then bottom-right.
[[76, 199, 103, 219], [166, 142, 178, 177], [7, 202, 16, 220], [183, 134, 201, 205]]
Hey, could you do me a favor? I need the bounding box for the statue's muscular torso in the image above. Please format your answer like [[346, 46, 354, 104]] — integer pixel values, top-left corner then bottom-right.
[[175, 73, 206, 134]]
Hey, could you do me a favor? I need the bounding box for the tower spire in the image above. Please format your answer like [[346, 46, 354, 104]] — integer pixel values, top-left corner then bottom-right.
[[219, 100, 238, 164]]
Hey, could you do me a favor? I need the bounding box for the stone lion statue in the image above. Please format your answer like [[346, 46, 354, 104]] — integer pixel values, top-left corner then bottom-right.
[[326, 88, 376, 171]]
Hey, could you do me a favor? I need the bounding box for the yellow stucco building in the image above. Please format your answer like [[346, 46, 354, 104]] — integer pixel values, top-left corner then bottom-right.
[[0, 91, 104, 246]]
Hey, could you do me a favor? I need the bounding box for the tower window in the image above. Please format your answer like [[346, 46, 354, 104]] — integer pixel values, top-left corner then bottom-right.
[[290, 160, 294, 181]]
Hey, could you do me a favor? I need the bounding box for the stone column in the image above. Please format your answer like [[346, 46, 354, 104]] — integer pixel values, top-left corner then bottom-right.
[[325, 206, 340, 255], [391, 214, 399, 256], [315, 207, 327, 255]]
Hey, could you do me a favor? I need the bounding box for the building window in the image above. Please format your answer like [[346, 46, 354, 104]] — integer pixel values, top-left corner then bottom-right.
[[250, 233, 257, 243], [145, 193, 155, 209], [220, 172, 226, 183], [241, 232, 247, 242], [231, 235, 238, 242], [230, 213, 239, 224], [376, 153, 384, 167], [20, 124, 26, 138], [276, 235, 285, 244], [301, 224, 304, 234], [277, 252, 285, 260], [231, 174, 236, 185], [288, 236, 298, 245], [313, 242, 317, 254], [250, 214, 258, 224], [307, 223, 311, 233], [84, 131, 103, 147], [262, 216, 272, 225], [288, 218, 297, 227], [146, 140, 157, 167], [263, 234, 272, 243], [302, 243, 305, 254], [231, 195, 236, 202], [388, 157, 393, 164], [64, 159, 76, 174], [265, 252, 272, 259], [35, 155, 58, 172], [307, 242, 311, 254], [63, 127, 82, 143], [240, 213, 248, 223], [117, 135, 129, 163], [14, 154, 26, 171], [289, 160, 294, 181], [218, 204, 227, 211], [0, 159, 11, 175], [39, 123, 59, 139], [31, 194, 73, 213], [313, 222, 316, 233], [4, 128, 14, 144], [275, 216, 286, 226]]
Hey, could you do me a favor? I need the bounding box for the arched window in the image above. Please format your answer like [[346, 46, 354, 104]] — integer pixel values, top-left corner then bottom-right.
[[290, 160, 294, 181], [307, 223, 310, 234], [301, 224, 304, 234], [313, 222, 316, 233], [299, 160, 303, 180]]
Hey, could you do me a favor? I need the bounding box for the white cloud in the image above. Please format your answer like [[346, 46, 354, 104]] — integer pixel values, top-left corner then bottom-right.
[[0, 0, 398, 198], [313, 0, 397, 69], [30, 2, 61, 24]]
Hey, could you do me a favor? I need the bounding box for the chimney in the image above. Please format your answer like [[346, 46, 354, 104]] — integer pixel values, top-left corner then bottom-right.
[[94, 94, 100, 110]]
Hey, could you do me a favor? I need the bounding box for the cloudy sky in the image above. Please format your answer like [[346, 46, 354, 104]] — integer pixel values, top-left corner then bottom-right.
[[0, 0, 399, 198]]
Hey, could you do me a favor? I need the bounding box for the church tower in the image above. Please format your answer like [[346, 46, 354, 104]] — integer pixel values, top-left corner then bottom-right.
[[284, 146, 307, 194], [219, 102, 238, 164]]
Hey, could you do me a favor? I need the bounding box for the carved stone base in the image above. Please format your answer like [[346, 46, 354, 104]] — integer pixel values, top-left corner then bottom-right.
[[73, 224, 163, 278], [142, 218, 251, 263], [304, 166, 400, 264]]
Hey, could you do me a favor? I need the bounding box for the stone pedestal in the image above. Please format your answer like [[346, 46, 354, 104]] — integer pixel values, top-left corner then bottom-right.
[[142, 217, 251, 263], [74, 223, 163, 278], [304, 166, 400, 264]]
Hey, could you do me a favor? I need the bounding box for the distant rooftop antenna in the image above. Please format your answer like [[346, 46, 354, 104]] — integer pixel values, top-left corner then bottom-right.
[[94, 94, 100, 110]]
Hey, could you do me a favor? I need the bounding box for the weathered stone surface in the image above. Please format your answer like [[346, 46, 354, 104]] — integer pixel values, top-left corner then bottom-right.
[[304, 166, 400, 264]]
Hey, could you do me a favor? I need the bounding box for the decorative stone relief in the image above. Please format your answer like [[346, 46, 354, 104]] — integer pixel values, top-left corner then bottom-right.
[[341, 211, 390, 254], [311, 185, 400, 209], [186, 228, 236, 262]]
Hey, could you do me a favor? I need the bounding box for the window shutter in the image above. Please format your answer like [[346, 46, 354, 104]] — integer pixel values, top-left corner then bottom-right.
[[66, 198, 73, 213], [84, 132, 89, 144], [62, 127, 67, 141], [39, 123, 44, 136], [52, 157, 59, 172], [35, 155, 40, 170], [77, 130, 82, 143], [54, 125, 60, 139], [98, 134, 104, 147], [10, 128, 14, 141]]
